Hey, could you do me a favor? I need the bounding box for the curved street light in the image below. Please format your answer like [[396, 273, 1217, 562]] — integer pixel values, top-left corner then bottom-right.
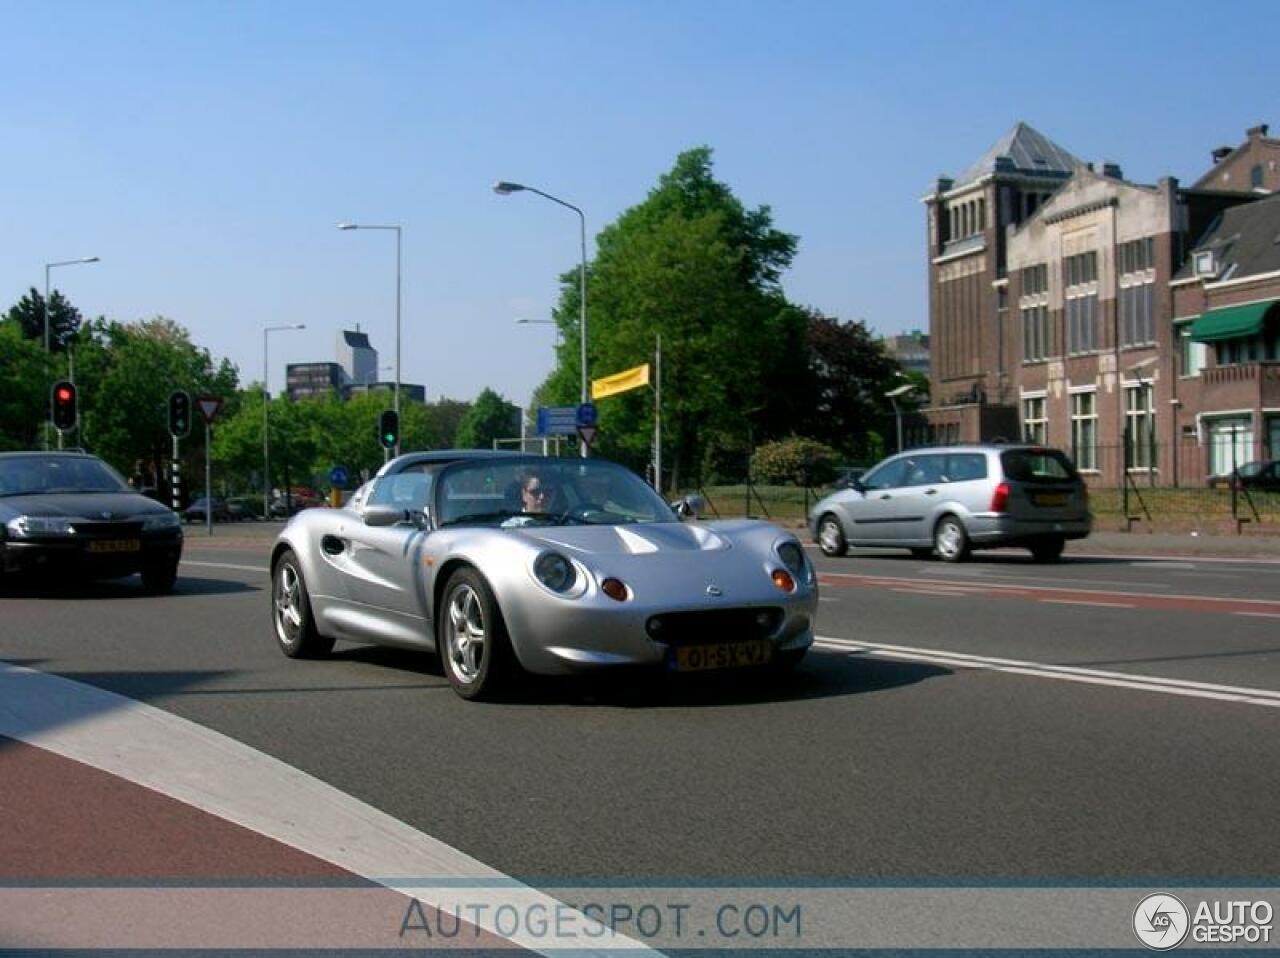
[[494, 181, 589, 456]]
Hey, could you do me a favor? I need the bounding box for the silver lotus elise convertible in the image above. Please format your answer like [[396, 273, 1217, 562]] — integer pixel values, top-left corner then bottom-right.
[[270, 451, 817, 700]]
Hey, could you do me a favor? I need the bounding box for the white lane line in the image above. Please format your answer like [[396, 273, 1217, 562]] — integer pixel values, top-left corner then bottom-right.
[[803, 541, 1280, 567], [822, 570, 1280, 609], [1040, 599, 1136, 609], [1235, 611, 1280, 619], [1131, 561, 1195, 570], [814, 636, 1280, 708], [0, 662, 650, 956], [182, 559, 270, 574]]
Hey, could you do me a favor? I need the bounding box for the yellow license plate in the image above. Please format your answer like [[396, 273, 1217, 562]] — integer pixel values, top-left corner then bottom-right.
[[1035, 492, 1067, 507], [88, 539, 141, 553], [673, 640, 774, 672]]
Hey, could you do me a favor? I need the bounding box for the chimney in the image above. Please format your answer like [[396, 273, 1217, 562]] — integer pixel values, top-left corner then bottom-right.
[[1102, 162, 1123, 179], [1247, 124, 1270, 138], [1211, 146, 1233, 164], [935, 176, 954, 193]]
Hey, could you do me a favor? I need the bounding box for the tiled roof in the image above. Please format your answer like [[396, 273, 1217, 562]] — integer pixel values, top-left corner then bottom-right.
[[1174, 193, 1280, 281], [952, 122, 1085, 189]]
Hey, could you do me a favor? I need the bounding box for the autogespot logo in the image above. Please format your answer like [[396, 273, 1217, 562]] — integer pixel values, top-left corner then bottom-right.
[[1134, 893, 1190, 950]]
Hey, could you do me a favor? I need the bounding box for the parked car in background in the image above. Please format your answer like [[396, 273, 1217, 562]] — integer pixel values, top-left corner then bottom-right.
[[809, 444, 1092, 562], [184, 496, 232, 523], [0, 451, 183, 593], [1208, 459, 1280, 493], [269, 491, 325, 518]]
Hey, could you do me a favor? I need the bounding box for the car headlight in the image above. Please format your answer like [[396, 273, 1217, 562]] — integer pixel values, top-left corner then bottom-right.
[[142, 512, 181, 531], [6, 516, 78, 537], [533, 552, 578, 594], [776, 540, 808, 578]]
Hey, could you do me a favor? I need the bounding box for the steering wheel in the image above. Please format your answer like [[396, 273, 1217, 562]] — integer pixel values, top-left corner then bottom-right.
[[559, 503, 607, 524]]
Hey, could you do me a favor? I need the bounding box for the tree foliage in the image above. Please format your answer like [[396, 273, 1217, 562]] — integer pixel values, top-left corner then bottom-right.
[[454, 388, 518, 449], [751, 436, 839, 486], [535, 146, 806, 490], [4, 287, 83, 351]]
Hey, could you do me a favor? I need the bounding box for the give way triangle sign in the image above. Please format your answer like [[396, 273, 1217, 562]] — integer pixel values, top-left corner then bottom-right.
[[196, 395, 223, 424]]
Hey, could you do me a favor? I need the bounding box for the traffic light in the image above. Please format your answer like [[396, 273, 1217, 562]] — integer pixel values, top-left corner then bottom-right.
[[168, 390, 192, 438], [51, 381, 77, 432], [378, 409, 399, 451]]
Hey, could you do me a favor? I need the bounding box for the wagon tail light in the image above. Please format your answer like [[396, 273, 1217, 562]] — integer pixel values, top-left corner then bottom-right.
[[990, 481, 1010, 513]]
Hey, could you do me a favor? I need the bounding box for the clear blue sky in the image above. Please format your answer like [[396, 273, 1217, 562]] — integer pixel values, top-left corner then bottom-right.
[[2, 0, 1273, 409]]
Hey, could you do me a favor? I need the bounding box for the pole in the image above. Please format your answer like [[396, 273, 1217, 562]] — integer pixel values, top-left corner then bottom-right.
[[654, 333, 662, 494], [205, 419, 213, 537], [172, 435, 181, 512], [43, 266, 51, 450], [263, 329, 271, 521], [394, 226, 402, 456]]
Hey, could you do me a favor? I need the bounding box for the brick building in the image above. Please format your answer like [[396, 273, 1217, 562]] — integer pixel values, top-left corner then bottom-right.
[[1192, 124, 1280, 196], [923, 121, 1266, 485]]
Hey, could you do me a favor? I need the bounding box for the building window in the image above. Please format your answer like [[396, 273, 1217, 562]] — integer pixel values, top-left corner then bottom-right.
[[1022, 395, 1047, 444], [1119, 238, 1155, 347], [1124, 384, 1155, 469], [1217, 338, 1261, 366], [1021, 264, 1048, 295], [1119, 282, 1154, 346], [1070, 390, 1098, 471], [1252, 165, 1264, 190], [1066, 293, 1098, 353], [1207, 418, 1253, 477], [977, 197, 986, 231], [1021, 305, 1048, 362], [1178, 324, 1207, 377]]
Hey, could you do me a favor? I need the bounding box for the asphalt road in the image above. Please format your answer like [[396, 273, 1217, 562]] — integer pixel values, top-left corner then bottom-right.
[[3, 537, 1279, 885]]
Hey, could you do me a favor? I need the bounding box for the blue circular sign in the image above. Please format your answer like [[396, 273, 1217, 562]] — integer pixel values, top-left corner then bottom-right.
[[329, 465, 349, 488], [577, 402, 598, 427]]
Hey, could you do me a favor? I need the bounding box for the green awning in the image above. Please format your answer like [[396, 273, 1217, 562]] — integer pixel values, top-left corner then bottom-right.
[[1189, 299, 1277, 343]]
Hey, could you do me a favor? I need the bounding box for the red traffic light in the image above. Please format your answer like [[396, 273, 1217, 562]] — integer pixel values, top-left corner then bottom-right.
[[51, 380, 78, 432]]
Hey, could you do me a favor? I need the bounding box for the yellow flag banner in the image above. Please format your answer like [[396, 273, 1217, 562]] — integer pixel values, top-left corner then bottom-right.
[[591, 363, 650, 400]]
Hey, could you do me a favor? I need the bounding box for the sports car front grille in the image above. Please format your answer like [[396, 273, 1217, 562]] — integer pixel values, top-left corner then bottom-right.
[[645, 608, 784, 646]]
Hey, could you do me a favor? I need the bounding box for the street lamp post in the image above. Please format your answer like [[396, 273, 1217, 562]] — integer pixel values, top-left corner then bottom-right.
[[885, 383, 915, 453], [263, 324, 306, 520], [43, 256, 100, 448], [338, 223, 402, 455], [494, 181, 589, 456]]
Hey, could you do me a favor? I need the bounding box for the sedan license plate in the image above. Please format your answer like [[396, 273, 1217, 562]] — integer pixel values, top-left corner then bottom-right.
[[87, 539, 141, 553], [671, 640, 774, 672], [1033, 492, 1067, 507]]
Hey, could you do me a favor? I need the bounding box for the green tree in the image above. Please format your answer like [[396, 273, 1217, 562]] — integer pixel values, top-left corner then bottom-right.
[[801, 311, 905, 458], [535, 147, 805, 489], [454, 388, 518, 449], [74, 317, 239, 485], [0, 320, 53, 450], [3, 287, 83, 351]]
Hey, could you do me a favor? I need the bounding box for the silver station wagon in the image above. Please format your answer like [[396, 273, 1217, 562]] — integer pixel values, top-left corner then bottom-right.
[[809, 444, 1092, 562]]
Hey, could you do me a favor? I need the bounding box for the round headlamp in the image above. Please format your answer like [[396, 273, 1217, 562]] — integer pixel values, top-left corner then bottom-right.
[[533, 552, 577, 593]]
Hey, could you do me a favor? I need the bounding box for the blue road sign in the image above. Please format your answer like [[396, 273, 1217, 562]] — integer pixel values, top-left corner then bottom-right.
[[329, 465, 349, 488], [537, 406, 579, 436], [577, 402, 598, 427]]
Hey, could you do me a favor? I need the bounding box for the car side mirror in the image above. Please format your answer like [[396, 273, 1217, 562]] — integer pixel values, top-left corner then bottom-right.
[[670, 494, 704, 520], [848, 478, 866, 493], [363, 504, 408, 527]]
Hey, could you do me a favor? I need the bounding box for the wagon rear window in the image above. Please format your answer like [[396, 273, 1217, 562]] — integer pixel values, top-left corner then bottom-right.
[[1000, 449, 1078, 483]]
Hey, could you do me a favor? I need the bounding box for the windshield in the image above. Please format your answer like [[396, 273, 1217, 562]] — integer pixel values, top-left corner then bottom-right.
[[0, 455, 132, 497], [435, 458, 676, 528]]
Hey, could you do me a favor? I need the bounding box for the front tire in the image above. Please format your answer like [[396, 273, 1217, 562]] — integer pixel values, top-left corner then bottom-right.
[[1030, 536, 1065, 562], [141, 559, 179, 595], [437, 567, 514, 701], [933, 516, 971, 562], [273, 550, 334, 658], [816, 513, 847, 557]]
